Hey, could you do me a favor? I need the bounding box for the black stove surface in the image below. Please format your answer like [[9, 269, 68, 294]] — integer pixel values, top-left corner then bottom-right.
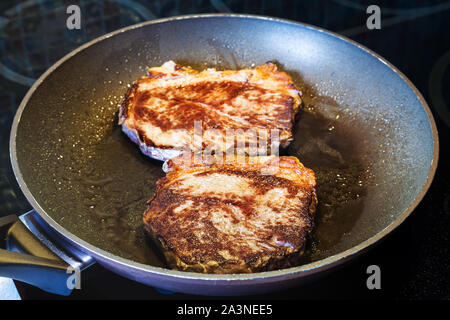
[[0, 0, 449, 300]]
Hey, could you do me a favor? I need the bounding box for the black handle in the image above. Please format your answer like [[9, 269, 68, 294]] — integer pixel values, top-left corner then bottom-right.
[[0, 215, 73, 296]]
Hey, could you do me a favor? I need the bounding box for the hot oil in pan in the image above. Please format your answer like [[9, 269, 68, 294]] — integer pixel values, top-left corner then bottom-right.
[[288, 90, 372, 263], [73, 124, 167, 265]]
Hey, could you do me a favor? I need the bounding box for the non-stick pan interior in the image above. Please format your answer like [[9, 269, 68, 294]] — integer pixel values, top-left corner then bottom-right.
[[14, 16, 435, 267]]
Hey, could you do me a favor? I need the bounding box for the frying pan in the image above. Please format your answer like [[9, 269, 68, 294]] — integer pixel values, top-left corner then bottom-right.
[[2, 14, 438, 296]]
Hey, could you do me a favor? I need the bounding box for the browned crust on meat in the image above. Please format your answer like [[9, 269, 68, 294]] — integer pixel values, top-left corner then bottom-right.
[[143, 155, 317, 273], [118, 83, 137, 123], [118, 61, 303, 160]]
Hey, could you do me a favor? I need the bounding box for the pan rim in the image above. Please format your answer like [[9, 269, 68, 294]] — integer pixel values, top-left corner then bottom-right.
[[9, 13, 439, 282]]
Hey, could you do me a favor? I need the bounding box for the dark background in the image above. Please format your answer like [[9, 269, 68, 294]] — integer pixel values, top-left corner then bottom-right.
[[0, 0, 449, 299]]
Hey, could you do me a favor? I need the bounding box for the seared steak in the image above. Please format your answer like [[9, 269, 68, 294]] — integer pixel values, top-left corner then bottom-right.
[[143, 155, 317, 273], [119, 61, 302, 161]]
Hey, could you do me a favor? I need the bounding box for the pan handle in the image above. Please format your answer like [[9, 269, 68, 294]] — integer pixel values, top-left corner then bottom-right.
[[0, 212, 94, 296]]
